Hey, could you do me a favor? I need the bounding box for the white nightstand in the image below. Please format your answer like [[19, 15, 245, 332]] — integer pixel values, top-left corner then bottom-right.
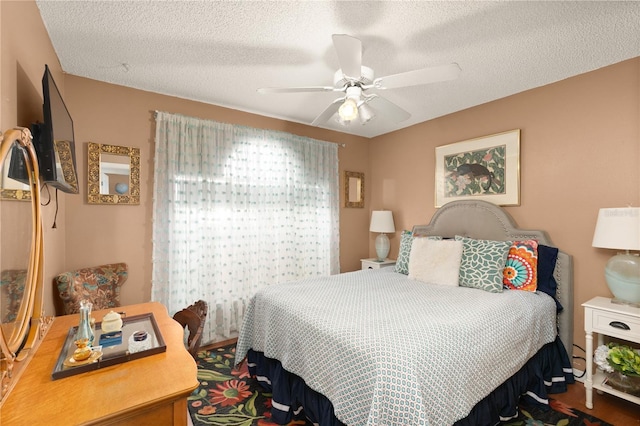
[[361, 258, 396, 271], [583, 296, 640, 409]]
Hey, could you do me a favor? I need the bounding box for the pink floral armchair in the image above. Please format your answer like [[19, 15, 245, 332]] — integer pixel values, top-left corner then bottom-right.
[[54, 263, 128, 315]]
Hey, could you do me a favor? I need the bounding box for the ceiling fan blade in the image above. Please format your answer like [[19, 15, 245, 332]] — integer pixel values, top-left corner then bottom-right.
[[311, 98, 344, 126], [332, 34, 362, 79], [258, 86, 337, 94], [374, 63, 461, 90], [366, 95, 411, 123]]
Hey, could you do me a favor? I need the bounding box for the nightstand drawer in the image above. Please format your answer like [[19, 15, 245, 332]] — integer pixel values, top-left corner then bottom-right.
[[361, 258, 396, 270], [590, 310, 640, 340]]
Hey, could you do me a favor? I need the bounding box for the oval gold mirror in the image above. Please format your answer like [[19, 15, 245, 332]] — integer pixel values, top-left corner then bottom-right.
[[0, 127, 46, 404]]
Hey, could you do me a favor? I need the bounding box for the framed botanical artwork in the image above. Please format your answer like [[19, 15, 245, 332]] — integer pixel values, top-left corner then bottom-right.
[[435, 129, 520, 207]]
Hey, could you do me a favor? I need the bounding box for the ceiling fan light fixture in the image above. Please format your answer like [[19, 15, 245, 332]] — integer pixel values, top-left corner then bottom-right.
[[358, 102, 376, 125], [336, 117, 351, 126], [338, 98, 358, 121]]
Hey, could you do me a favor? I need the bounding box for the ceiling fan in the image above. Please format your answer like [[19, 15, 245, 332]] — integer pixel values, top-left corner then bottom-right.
[[257, 34, 461, 127]]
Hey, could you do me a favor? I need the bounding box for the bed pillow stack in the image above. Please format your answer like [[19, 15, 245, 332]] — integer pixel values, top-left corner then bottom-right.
[[394, 231, 562, 308]]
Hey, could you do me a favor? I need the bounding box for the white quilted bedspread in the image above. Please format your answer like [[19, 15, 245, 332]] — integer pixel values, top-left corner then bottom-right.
[[236, 269, 557, 426]]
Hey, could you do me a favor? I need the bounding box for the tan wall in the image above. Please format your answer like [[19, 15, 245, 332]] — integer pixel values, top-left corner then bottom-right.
[[63, 76, 370, 311], [1, 1, 68, 317], [369, 58, 640, 357]]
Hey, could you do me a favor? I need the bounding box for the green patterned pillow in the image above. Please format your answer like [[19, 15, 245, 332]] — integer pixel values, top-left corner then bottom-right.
[[455, 236, 512, 293], [394, 231, 441, 275], [394, 231, 414, 274]]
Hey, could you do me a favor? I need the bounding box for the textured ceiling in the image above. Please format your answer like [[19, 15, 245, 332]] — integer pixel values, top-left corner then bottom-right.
[[36, 1, 640, 139]]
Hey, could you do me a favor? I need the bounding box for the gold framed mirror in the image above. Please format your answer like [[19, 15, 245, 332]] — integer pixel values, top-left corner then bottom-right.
[[0, 144, 32, 201], [87, 142, 140, 205], [344, 171, 364, 208], [0, 127, 47, 404]]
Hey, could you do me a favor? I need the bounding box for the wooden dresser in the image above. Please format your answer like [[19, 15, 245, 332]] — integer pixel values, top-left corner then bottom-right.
[[2, 302, 198, 425]]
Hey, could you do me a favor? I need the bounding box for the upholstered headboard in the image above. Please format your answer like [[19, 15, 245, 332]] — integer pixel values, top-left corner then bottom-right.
[[411, 200, 574, 358]]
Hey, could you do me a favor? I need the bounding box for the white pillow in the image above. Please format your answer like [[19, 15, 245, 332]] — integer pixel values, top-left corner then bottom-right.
[[408, 238, 463, 286]]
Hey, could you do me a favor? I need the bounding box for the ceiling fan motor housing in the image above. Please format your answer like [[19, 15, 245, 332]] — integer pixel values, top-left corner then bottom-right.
[[334, 66, 374, 88], [345, 86, 363, 100]]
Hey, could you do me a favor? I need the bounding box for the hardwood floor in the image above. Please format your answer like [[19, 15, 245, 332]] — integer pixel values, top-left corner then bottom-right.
[[204, 338, 237, 351], [204, 340, 638, 425], [552, 380, 639, 425]]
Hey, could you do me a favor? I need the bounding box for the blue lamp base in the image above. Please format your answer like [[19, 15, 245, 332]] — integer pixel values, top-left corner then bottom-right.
[[605, 253, 640, 306]]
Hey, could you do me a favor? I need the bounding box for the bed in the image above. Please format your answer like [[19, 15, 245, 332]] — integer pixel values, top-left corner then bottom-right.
[[235, 200, 574, 425]]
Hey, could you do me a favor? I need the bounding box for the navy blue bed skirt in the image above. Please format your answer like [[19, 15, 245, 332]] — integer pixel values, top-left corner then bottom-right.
[[246, 336, 574, 426]]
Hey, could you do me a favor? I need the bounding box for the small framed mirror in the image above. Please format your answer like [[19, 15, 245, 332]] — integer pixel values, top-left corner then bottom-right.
[[87, 142, 140, 205], [0, 143, 32, 201], [344, 171, 364, 208]]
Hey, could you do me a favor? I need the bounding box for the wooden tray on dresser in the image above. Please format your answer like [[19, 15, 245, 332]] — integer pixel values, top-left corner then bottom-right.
[[52, 312, 166, 380]]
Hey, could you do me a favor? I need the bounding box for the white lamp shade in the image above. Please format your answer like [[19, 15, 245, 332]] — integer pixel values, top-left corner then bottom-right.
[[370, 211, 395, 233], [592, 207, 640, 250]]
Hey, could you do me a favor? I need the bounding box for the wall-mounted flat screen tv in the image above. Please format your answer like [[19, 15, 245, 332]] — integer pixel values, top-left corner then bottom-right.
[[31, 64, 79, 194]]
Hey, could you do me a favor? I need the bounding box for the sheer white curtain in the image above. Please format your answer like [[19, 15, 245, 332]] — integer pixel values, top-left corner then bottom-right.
[[152, 112, 340, 343]]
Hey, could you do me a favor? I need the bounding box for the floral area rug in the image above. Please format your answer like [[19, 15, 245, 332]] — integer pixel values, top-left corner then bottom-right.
[[500, 400, 613, 426], [188, 344, 613, 426]]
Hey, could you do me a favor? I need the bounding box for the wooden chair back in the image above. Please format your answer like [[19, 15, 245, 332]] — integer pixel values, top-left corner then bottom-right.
[[173, 300, 207, 359]]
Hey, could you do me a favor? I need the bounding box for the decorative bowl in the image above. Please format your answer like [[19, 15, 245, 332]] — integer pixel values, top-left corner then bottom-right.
[[605, 371, 640, 396]]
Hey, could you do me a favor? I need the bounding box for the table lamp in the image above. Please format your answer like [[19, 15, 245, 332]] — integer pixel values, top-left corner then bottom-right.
[[370, 210, 395, 262], [592, 207, 640, 305]]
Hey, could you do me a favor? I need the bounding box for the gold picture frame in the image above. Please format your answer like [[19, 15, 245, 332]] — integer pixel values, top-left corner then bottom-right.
[[87, 142, 140, 205], [344, 171, 364, 208], [1, 143, 32, 201], [435, 129, 520, 207]]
